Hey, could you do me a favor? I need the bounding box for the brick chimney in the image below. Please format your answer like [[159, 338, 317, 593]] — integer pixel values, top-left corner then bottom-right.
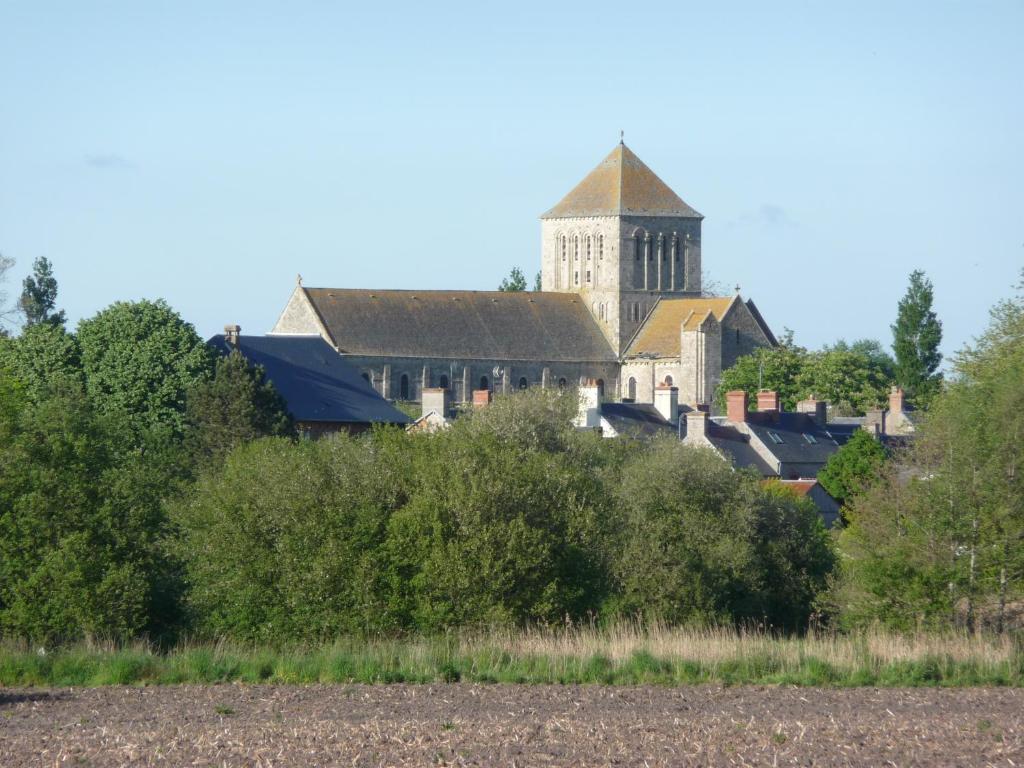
[[726, 390, 748, 423], [422, 387, 449, 418], [756, 389, 780, 413], [889, 386, 905, 415], [472, 389, 492, 408], [796, 397, 827, 427], [653, 382, 679, 424], [224, 324, 241, 346]]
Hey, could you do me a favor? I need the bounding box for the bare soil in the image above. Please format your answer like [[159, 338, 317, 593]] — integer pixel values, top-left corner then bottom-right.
[[1, 684, 1021, 766]]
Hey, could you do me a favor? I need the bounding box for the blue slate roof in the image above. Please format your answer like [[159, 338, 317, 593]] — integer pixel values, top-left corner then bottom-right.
[[208, 334, 409, 426]]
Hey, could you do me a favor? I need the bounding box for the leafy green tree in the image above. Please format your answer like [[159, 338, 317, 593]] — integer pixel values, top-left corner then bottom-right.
[[0, 322, 82, 401], [533, 271, 542, 291], [797, 349, 891, 415], [715, 338, 808, 412], [611, 439, 834, 629], [77, 299, 215, 439], [498, 267, 528, 292], [817, 429, 887, 507], [891, 270, 943, 405], [836, 274, 1024, 631], [0, 376, 181, 642], [19, 256, 66, 327], [184, 350, 294, 463], [826, 338, 896, 381]]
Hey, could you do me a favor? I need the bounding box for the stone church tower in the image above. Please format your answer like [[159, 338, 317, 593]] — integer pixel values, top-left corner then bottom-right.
[[540, 142, 703, 356]]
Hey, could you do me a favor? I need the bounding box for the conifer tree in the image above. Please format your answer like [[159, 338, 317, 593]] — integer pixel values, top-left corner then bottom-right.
[[891, 270, 942, 405]]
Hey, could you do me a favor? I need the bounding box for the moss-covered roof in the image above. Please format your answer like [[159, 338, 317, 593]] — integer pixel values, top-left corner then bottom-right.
[[541, 143, 702, 220], [626, 297, 736, 357]]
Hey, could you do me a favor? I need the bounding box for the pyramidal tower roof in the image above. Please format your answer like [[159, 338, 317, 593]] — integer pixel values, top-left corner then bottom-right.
[[541, 143, 702, 219]]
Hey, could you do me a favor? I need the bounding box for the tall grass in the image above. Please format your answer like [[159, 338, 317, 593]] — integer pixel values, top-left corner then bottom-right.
[[1, 624, 1020, 688]]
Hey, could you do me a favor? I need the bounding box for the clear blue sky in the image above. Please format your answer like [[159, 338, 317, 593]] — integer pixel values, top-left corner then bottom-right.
[[1, 1, 1021, 361]]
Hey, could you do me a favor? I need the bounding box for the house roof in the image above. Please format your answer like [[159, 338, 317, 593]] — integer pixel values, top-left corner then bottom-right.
[[700, 421, 777, 476], [774, 479, 818, 496], [541, 144, 702, 220], [207, 334, 409, 425], [600, 402, 676, 437], [298, 288, 617, 363], [625, 297, 736, 357], [739, 412, 859, 466]]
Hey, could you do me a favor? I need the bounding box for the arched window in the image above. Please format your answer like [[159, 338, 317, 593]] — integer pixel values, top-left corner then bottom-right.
[[518, 376, 528, 390], [634, 232, 642, 261], [479, 375, 489, 391], [557, 377, 567, 390], [399, 374, 410, 400], [586, 236, 591, 260], [627, 377, 637, 401], [439, 374, 450, 390], [599, 235, 604, 260], [561, 236, 567, 261], [597, 379, 605, 398], [664, 375, 673, 386], [574, 235, 579, 260], [586, 270, 591, 283], [574, 271, 579, 285], [660, 234, 667, 260]]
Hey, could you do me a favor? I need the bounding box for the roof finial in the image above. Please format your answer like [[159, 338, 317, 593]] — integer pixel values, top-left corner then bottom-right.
[[296, 273, 303, 287], [619, 129, 624, 145], [734, 283, 741, 294]]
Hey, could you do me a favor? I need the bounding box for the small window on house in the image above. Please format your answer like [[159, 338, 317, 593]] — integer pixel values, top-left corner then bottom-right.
[[803, 433, 818, 444], [824, 430, 840, 446], [518, 376, 528, 390], [627, 377, 637, 400], [439, 374, 449, 390], [767, 431, 784, 444], [558, 377, 567, 390], [479, 375, 489, 391], [399, 374, 410, 400]]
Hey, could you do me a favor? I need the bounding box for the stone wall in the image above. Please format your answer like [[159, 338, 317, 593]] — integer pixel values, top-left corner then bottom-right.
[[719, 300, 774, 370], [341, 354, 620, 403]]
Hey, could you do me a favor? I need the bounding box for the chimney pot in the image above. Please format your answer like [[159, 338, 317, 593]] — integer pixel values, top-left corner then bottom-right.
[[685, 409, 709, 439], [889, 386, 905, 415], [472, 389, 492, 408], [653, 382, 679, 424], [224, 324, 241, 345]]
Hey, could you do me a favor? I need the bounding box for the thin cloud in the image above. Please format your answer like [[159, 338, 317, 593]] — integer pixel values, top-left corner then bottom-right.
[[726, 203, 797, 230], [85, 153, 133, 169]]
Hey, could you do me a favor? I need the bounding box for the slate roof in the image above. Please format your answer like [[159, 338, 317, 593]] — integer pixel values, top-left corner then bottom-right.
[[740, 412, 859, 466], [300, 288, 617, 363], [207, 334, 409, 426], [541, 144, 702, 219], [601, 402, 676, 437], [702, 421, 777, 476]]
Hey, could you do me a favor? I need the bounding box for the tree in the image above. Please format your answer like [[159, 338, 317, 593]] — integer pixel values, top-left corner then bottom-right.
[[0, 253, 15, 335], [498, 267, 528, 292], [184, 350, 294, 462], [817, 429, 887, 508], [797, 349, 891, 415], [533, 271, 542, 291], [715, 337, 808, 412], [835, 274, 1024, 631], [0, 376, 181, 642], [19, 256, 66, 327], [891, 270, 943, 405], [77, 300, 215, 440], [0, 322, 82, 401]]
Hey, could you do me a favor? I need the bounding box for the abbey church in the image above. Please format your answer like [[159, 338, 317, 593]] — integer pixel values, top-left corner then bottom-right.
[[270, 142, 777, 409]]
